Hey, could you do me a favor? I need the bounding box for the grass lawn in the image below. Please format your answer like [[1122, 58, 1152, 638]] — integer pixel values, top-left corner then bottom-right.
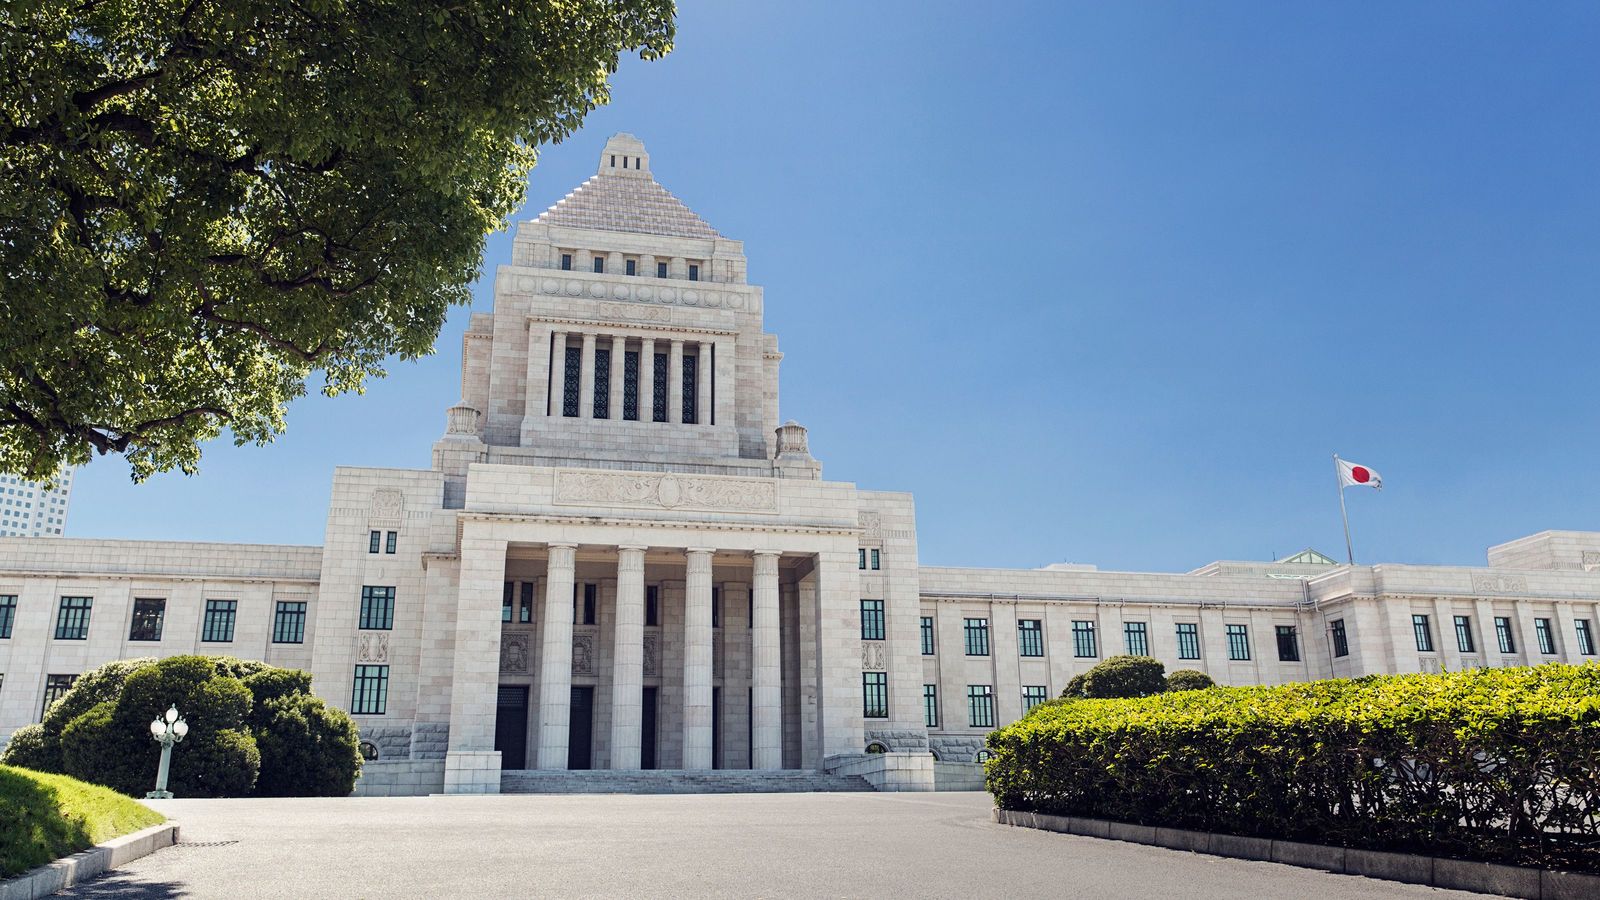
[[0, 764, 166, 878]]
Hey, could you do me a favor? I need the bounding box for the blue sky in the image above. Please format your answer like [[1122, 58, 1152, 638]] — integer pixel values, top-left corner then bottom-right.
[[69, 2, 1600, 572]]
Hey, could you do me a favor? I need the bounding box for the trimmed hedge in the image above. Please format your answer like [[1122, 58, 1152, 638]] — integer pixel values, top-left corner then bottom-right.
[[987, 663, 1600, 872], [2, 656, 359, 798]]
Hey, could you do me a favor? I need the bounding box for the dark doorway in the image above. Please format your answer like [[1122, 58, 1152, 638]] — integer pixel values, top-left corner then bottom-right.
[[642, 686, 659, 769], [494, 685, 529, 770], [712, 686, 722, 770], [569, 686, 595, 770]]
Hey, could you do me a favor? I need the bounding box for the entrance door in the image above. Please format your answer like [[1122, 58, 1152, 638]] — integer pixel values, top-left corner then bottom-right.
[[494, 685, 529, 770], [568, 686, 594, 770], [641, 686, 658, 770]]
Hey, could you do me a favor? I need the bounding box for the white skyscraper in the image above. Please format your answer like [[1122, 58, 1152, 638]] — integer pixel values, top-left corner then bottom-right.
[[0, 468, 74, 537]]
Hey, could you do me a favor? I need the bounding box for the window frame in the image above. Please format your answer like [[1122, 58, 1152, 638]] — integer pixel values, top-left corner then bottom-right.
[[862, 672, 888, 719], [860, 599, 885, 641], [967, 684, 995, 728], [1578, 619, 1596, 656], [870, 549, 880, 570], [385, 531, 397, 554], [1225, 623, 1250, 661], [273, 601, 307, 644], [920, 616, 935, 655], [54, 596, 92, 641], [1017, 619, 1044, 657], [1452, 615, 1476, 654], [1123, 621, 1149, 657], [350, 665, 389, 715], [201, 599, 238, 643], [41, 674, 77, 719], [1022, 685, 1048, 713], [1535, 617, 1556, 655], [0, 594, 15, 639], [1275, 625, 1300, 662], [128, 598, 166, 642], [1493, 616, 1515, 655], [1175, 622, 1201, 660], [963, 618, 990, 656], [1330, 618, 1350, 658], [646, 585, 660, 627], [923, 683, 938, 728], [360, 585, 396, 631], [368, 530, 381, 553], [1413, 614, 1434, 653]]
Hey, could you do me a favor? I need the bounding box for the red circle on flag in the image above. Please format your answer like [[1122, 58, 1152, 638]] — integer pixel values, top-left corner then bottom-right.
[[1350, 466, 1370, 483]]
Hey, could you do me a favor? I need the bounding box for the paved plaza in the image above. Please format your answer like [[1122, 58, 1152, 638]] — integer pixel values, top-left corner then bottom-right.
[[55, 791, 1497, 899]]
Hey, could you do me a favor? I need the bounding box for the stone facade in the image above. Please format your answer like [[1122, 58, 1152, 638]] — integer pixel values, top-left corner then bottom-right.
[[3, 134, 1600, 795]]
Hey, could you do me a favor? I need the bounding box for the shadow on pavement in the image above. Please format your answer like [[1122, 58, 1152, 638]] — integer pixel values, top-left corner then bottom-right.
[[59, 869, 189, 899]]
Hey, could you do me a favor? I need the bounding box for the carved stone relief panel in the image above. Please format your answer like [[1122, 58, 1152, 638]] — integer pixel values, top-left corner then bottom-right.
[[572, 632, 597, 676], [861, 642, 887, 671], [1470, 574, 1529, 594], [357, 632, 390, 664], [554, 470, 778, 514], [500, 632, 530, 674], [643, 634, 660, 677]]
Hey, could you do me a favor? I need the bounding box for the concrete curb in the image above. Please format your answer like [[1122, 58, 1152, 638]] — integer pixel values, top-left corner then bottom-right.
[[992, 808, 1600, 899], [0, 821, 179, 900]]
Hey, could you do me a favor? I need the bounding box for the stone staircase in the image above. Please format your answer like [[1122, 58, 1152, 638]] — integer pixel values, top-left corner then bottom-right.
[[499, 769, 874, 794]]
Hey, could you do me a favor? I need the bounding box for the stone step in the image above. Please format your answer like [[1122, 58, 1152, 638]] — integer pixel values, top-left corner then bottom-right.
[[499, 769, 875, 794]]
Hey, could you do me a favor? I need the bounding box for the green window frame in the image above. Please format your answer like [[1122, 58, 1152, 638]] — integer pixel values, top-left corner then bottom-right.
[[1493, 616, 1515, 654], [1413, 614, 1434, 652], [1535, 618, 1556, 655], [351, 665, 389, 715], [1022, 685, 1048, 712], [963, 618, 990, 656], [1225, 624, 1250, 661], [201, 599, 237, 642], [1330, 619, 1350, 657], [1175, 622, 1201, 660], [1453, 615, 1475, 654], [41, 674, 76, 719], [862, 672, 888, 719], [860, 599, 885, 641], [1275, 625, 1300, 662], [1578, 620, 1596, 656], [360, 586, 396, 630], [1071, 620, 1097, 658], [0, 594, 17, 639], [923, 684, 938, 728], [273, 601, 307, 644], [1123, 621, 1148, 656], [1017, 619, 1043, 657], [920, 616, 935, 655], [967, 684, 995, 728], [54, 596, 92, 640], [129, 598, 165, 642]]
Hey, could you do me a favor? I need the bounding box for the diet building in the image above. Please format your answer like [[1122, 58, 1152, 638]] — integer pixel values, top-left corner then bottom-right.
[[3, 134, 1600, 795]]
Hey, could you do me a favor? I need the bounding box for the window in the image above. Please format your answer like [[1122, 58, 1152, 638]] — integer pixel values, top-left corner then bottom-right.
[[1175, 622, 1200, 660], [626, 259, 637, 276], [1018, 620, 1044, 657], [561, 253, 573, 271], [963, 618, 990, 656], [712, 586, 722, 628], [574, 583, 597, 625], [923, 684, 938, 728], [1275, 625, 1300, 662], [592, 256, 604, 274], [594, 346, 611, 418], [862, 673, 888, 719], [385, 531, 397, 554], [967, 685, 995, 728], [369, 530, 381, 553], [351, 665, 389, 715], [1022, 685, 1049, 712], [1413, 614, 1434, 652], [681, 354, 697, 424], [646, 585, 660, 627], [688, 263, 699, 281], [562, 345, 581, 417], [1226, 624, 1250, 661], [623, 349, 640, 421], [858, 549, 866, 570], [273, 601, 307, 644], [1578, 620, 1596, 656], [1453, 615, 1475, 654], [1071, 620, 1097, 658], [1494, 617, 1515, 654], [1535, 618, 1555, 654], [55, 596, 91, 640], [1123, 621, 1148, 656], [920, 616, 935, 655], [518, 582, 534, 624], [42, 674, 76, 719], [656, 261, 668, 278], [870, 549, 880, 571], [860, 599, 885, 641], [502, 582, 514, 623], [129, 598, 165, 642], [360, 586, 396, 630], [202, 599, 237, 642], [651, 352, 668, 422], [1330, 618, 1350, 657], [0, 594, 16, 639]]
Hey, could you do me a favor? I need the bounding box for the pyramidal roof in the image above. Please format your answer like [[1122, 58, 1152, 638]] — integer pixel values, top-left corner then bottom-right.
[[533, 133, 721, 240]]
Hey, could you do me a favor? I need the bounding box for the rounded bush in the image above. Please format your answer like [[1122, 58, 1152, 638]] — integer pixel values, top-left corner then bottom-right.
[[0, 723, 50, 770], [1080, 656, 1167, 699], [1060, 673, 1087, 699], [1166, 669, 1215, 692], [252, 694, 362, 797]]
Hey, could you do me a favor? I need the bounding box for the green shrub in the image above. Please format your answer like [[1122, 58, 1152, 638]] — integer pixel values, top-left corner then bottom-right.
[[253, 694, 362, 797], [0, 725, 50, 770], [986, 663, 1600, 872], [1079, 656, 1167, 699], [1166, 669, 1215, 692], [1060, 673, 1087, 699], [4, 659, 156, 773]]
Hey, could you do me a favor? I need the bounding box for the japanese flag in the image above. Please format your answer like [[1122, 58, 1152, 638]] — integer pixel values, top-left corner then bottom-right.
[[1338, 459, 1383, 490]]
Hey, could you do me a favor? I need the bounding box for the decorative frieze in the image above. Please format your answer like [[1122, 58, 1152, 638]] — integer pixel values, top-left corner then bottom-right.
[[1471, 574, 1529, 594], [357, 632, 390, 664], [370, 489, 404, 519], [520, 275, 753, 312], [554, 470, 778, 513], [572, 632, 597, 675]]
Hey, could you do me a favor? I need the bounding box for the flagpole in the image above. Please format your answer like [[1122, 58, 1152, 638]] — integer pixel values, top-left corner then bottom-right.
[[1334, 453, 1354, 565]]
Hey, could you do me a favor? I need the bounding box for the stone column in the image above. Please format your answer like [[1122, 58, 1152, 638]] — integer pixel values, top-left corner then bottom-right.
[[524, 324, 547, 424], [751, 551, 782, 769], [696, 342, 712, 427], [609, 336, 626, 423], [639, 337, 657, 422], [578, 332, 597, 419], [443, 531, 508, 793], [549, 331, 567, 416], [683, 548, 715, 768], [536, 543, 578, 769], [668, 340, 684, 425], [610, 545, 648, 769]]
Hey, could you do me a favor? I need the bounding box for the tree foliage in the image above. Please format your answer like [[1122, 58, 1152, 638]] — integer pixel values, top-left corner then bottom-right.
[[987, 663, 1600, 873], [1078, 655, 1168, 699], [0, 0, 674, 481], [1166, 669, 1215, 692]]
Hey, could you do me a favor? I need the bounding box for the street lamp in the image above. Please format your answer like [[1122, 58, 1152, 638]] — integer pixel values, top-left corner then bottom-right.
[[145, 705, 188, 799]]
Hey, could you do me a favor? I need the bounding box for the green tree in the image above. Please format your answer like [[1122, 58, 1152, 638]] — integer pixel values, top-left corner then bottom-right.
[[1166, 669, 1215, 692], [0, 0, 674, 481], [1080, 655, 1168, 699]]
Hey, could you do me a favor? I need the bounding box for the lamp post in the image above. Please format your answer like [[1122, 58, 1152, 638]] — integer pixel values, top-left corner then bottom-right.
[[146, 705, 189, 799]]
